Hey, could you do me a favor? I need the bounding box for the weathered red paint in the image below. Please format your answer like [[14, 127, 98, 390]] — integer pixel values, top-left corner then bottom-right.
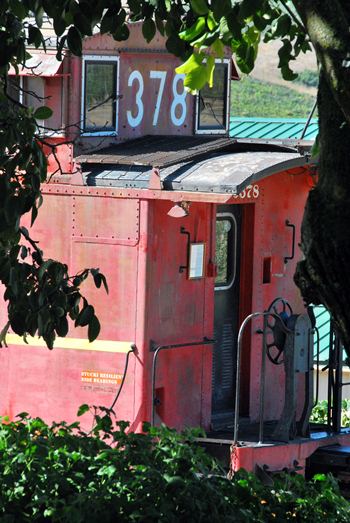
[[3, 23, 346, 475], [0, 170, 313, 434], [231, 433, 350, 473]]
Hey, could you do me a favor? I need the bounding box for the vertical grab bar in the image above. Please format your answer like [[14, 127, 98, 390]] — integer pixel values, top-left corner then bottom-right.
[[233, 312, 265, 446], [233, 312, 291, 446]]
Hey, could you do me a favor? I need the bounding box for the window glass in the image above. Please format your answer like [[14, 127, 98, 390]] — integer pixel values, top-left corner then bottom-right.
[[84, 62, 116, 131], [198, 63, 228, 130], [215, 217, 236, 287]]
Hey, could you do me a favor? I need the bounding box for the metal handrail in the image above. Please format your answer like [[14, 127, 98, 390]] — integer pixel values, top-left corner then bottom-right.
[[313, 326, 320, 407], [150, 337, 215, 426], [233, 311, 291, 446]]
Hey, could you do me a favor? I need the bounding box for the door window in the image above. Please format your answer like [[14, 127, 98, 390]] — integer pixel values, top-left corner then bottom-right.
[[215, 214, 237, 289]]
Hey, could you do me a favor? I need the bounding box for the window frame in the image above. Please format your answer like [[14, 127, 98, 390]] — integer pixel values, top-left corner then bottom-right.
[[215, 212, 237, 291], [81, 55, 119, 136], [195, 58, 231, 135]]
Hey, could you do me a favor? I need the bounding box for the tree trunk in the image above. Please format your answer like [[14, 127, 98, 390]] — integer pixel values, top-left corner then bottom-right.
[[295, 71, 350, 354], [293, 1, 350, 355]]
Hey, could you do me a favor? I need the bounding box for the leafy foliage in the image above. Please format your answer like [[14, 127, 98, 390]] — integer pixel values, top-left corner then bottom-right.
[[294, 69, 319, 88], [0, 409, 349, 522], [231, 76, 316, 118], [0, 1, 315, 348], [310, 399, 350, 427]]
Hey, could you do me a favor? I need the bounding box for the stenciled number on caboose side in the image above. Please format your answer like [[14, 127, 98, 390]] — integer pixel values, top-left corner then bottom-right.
[[127, 70, 187, 128], [233, 184, 260, 199]]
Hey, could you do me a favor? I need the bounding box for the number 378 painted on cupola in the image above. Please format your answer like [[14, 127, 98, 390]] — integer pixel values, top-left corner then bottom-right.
[[127, 70, 187, 128]]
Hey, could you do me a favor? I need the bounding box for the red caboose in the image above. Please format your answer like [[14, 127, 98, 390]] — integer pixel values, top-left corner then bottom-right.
[[2, 22, 349, 474]]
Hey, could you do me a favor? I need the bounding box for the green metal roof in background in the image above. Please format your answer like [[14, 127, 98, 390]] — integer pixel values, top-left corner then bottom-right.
[[229, 117, 318, 141], [314, 306, 331, 363]]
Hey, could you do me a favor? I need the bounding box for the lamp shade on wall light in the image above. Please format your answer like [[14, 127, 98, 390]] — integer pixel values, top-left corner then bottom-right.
[[167, 202, 190, 218]]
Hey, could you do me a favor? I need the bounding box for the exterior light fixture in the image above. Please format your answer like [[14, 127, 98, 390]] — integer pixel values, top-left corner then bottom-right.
[[167, 201, 190, 218]]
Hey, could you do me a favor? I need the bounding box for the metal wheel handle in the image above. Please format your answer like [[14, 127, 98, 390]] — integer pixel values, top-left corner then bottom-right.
[[265, 298, 293, 365]]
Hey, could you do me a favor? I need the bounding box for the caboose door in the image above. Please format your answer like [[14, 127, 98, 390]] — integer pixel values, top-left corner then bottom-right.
[[212, 205, 241, 427]]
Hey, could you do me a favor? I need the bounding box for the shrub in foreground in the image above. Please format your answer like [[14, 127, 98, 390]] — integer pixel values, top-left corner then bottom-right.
[[310, 399, 350, 427], [0, 408, 349, 522]]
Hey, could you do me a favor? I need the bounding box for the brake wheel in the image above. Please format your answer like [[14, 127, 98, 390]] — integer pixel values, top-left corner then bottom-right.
[[265, 298, 293, 365]]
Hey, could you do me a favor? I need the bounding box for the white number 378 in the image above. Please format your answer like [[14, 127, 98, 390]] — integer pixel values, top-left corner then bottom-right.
[[127, 70, 187, 128]]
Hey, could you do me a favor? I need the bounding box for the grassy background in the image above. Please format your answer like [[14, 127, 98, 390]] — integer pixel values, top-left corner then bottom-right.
[[231, 76, 316, 119]]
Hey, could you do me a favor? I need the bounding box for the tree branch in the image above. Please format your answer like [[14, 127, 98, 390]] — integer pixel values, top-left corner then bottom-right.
[[19, 227, 43, 265], [279, 0, 307, 34]]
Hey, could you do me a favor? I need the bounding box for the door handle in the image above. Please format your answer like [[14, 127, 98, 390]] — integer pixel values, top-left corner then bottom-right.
[[284, 219, 295, 263]]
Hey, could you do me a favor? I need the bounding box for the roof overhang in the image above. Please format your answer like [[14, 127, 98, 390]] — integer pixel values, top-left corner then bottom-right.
[[83, 149, 315, 196], [75, 136, 315, 198], [158, 151, 313, 194], [9, 53, 65, 77]]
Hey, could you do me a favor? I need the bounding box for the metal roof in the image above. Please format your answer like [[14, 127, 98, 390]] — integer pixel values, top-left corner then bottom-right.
[[230, 117, 318, 141], [86, 150, 312, 195], [9, 53, 63, 77], [76, 135, 236, 169]]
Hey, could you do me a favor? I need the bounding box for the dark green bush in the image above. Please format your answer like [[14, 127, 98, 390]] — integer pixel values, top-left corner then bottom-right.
[[0, 407, 349, 522], [294, 69, 319, 88], [310, 399, 350, 427]]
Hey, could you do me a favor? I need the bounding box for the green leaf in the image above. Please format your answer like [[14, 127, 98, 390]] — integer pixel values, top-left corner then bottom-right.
[[20, 246, 27, 260], [100, 7, 118, 34], [35, 7, 45, 28], [77, 404, 90, 416], [38, 259, 53, 281], [76, 304, 94, 327], [239, 0, 262, 19], [128, 0, 141, 15], [74, 12, 93, 36], [56, 316, 69, 337], [207, 13, 217, 32], [10, 0, 28, 19], [67, 26, 82, 56], [313, 473, 326, 482], [280, 63, 298, 81], [179, 17, 206, 42], [183, 63, 209, 92], [166, 35, 188, 59], [176, 52, 205, 75], [113, 24, 130, 41], [210, 39, 224, 58], [253, 13, 268, 31], [100, 274, 109, 294], [235, 41, 256, 74], [142, 18, 156, 43], [190, 0, 209, 16], [33, 106, 53, 120], [53, 16, 66, 37], [212, 0, 232, 20], [226, 12, 243, 40], [275, 14, 292, 38], [155, 16, 165, 36], [44, 330, 55, 349], [88, 314, 100, 342]]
